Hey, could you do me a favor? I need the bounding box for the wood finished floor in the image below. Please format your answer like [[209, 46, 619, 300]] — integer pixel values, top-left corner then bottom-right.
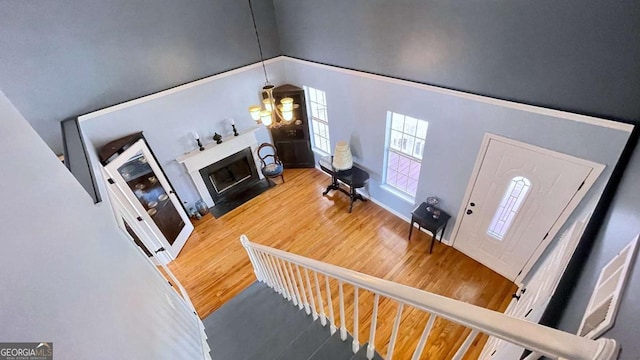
[[169, 168, 516, 359]]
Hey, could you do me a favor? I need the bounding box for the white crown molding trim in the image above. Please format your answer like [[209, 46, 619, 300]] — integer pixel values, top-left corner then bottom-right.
[[281, 56, 633, 133], [78, 57, 283, 123], [79, 55, 632, 133]]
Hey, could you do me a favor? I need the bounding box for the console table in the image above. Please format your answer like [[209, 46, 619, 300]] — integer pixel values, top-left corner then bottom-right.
[[409, 202, 451, 253], [319, 156, 370, 213]]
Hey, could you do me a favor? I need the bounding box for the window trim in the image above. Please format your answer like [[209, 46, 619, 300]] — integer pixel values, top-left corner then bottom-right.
[[382, 111, 428, 199], [305, 86, 331, 154]]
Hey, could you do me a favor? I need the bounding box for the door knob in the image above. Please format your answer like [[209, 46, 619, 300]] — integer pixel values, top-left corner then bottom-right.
[[466, 209, 473, 215], [470, 202, 475, 207]]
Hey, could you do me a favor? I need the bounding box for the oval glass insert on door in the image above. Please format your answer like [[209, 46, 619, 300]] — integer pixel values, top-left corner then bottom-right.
[[486, 176, 532, 241], [117, 151, 184, 246]]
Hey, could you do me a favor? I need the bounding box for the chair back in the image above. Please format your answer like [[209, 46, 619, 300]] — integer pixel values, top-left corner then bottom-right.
[[257, 143, 282, 167]]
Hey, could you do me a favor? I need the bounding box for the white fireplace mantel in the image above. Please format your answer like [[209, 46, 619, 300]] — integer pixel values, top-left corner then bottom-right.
[[176, 126, 263, 207]]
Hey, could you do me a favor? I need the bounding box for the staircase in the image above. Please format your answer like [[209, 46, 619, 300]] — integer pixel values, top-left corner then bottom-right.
[[199, 235, 620, 360], [204, 281, 382, 360]]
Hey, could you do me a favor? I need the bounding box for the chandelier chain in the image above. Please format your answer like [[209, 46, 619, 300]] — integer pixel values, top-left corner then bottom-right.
[[248, 0, 270, 85]]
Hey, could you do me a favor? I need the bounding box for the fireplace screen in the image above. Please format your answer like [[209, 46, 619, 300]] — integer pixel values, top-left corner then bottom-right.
[[209, 157, 253, 194], [199, 147, 260, 203]]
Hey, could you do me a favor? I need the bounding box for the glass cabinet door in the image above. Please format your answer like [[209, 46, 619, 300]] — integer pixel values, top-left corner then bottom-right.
[[105, 139, 193, 259]]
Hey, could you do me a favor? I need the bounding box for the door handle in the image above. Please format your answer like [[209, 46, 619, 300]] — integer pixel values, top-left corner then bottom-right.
[[470, 202, 475, 207], [466, 209, 473, 215]]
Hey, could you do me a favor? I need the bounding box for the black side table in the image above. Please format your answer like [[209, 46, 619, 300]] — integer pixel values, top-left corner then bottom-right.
[[409, 202, 451, 253], [319, 156, 370, 213]]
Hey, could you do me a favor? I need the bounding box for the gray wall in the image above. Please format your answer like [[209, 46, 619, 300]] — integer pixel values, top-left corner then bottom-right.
[[0, 0, 281, 154], [0, 91, 204, 359], [273, 0, 640, 122], [283, 59, 629, 241], [81, 61, 286, 207], [556, 141, 640, 359]]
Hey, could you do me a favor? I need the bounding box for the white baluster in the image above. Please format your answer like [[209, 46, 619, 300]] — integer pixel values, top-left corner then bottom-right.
[[259, 252, 280, 293], [295, 265, 311, 315], [268, 254, 290, 300], [264, 253, 284, 295], [325, 276, 337, 334], [452, 329, 479, 360], [278, 258, 299, 306], [314, 272, 327, 326], [240, 238, 263, 281], [286, 261, 304, 310], [353, 286, 360, 353], [246, 247, 265, 282], [366, 293, 379, 359], [304, 268, 318, 320], [339, 280, 347, 341], [386, 303, 404, 360], [412, 313, 437, 360], [255, 251, 274, 287]]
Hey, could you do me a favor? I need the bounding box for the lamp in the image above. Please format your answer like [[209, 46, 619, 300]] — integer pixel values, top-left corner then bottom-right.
[[246, 0, 298, 128]]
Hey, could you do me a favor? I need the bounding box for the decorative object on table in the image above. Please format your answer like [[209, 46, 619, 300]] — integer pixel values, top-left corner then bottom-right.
[[432, 209, 441, 219], [229, 118, 239, 136], [195, 199, 209, 216], [213, 132, 223, 144], [193, 131, 205, 151], [426, 196, 440, 212], [332, 141, 353, 170], [257, 143, 285, 185], [246, 0, 299, 128]]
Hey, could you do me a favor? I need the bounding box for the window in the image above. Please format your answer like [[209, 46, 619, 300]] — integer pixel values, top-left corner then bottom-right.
[[383, 112, 428, 198], [487, 176, 532, 240], [305, 86, 331, 154]]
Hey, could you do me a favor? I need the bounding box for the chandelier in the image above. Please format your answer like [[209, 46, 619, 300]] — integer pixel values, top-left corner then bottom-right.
[[246, 0, 297, 128]]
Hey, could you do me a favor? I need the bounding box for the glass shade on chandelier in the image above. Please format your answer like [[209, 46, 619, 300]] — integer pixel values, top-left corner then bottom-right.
[[248, 86, 295, 127]]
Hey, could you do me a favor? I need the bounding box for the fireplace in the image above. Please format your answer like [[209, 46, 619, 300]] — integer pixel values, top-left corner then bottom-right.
[[199, 147, 260, 203], [176, 127, 264, 207]]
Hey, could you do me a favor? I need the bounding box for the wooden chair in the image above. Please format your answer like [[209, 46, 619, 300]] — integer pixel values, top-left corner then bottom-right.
[[257, 143, 285, 185]]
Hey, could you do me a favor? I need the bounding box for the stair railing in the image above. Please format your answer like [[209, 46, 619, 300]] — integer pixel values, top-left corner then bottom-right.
[[240, 235, 618, 360]]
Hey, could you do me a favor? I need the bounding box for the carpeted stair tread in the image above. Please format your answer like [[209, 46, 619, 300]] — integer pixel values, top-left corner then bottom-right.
[[245, 308, 316, 360], [272, 318, 332, 360], [203, 282, 301, 360], [307, 331, 355, 360], [348, 342, 385, 360]]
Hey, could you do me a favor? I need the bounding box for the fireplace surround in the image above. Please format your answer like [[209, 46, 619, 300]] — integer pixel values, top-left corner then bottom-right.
[[176, 127, 264, 207]]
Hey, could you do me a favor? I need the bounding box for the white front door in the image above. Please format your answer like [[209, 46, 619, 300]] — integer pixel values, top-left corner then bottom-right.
[[104, 139, 193, 259], [453, 137, 596, 281]]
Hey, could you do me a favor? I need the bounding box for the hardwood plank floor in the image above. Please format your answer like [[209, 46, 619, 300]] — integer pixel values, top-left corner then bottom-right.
[[169, 168, 516, 359]]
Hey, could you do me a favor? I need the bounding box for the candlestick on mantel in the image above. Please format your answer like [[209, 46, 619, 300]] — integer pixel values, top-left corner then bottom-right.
[[191, 131, 204, 151], [229, 118, 239, 136]]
